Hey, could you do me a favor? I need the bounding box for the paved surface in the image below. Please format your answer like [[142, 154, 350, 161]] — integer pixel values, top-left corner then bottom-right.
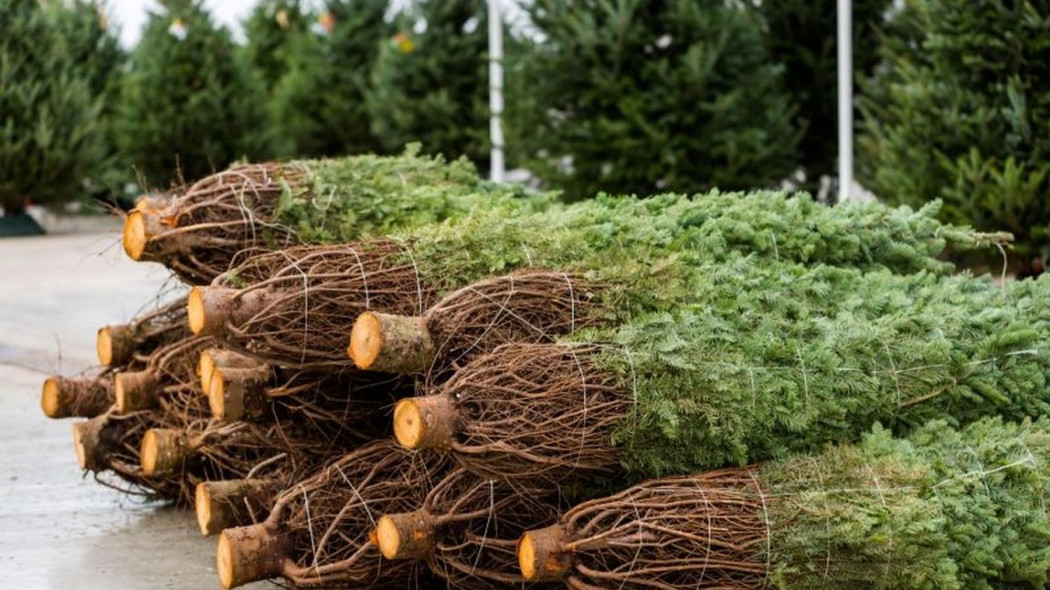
[[0, 224, 267, 589]]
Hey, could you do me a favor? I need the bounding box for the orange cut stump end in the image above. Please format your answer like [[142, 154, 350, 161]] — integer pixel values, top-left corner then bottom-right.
[[348, 311, 383, 369], [123, 210, 148, 261]]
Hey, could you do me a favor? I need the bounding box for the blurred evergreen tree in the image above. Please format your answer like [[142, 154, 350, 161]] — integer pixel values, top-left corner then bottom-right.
[[243, 0, 310, 88], [512, 0, 801, 200], [53, 0, 128, 197], [858, 0, 1050, 273], [241, 0, 310, 159], [270, 0, 392, 158], [757, 0, 891, 192], [117, 0, 268, 188], [0, 0, 122, 214], [367, 0, 492, 171]]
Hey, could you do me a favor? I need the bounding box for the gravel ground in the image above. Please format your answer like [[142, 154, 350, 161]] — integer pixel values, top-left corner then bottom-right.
[[0, 223, 268, 589]]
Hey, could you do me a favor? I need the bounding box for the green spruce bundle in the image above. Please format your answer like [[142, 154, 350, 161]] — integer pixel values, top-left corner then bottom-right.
[[374, 468, 563, 590], [216, 440, 450, 589], [349, 192, 1010, 379], [519, 415, 1050, 590], [122, 146, 527, 284], [206, 191, 1005, 372], [387, 192, 1009, 311], [395, 260, 1050, 488]]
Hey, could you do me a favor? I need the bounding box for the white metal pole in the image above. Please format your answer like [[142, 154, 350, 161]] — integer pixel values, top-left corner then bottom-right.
[[488, 0, 506, 183], [837, 0, 853, 202]]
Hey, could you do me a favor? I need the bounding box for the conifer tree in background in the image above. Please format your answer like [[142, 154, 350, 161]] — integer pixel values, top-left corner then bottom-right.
[[270, 0, 392, 158], [512, 0, 801, 200], [53, 0, 128, 198], [858, 0, 1050, 273], [757, 0, 890, 193], [117, 0, 268, 188], [0, 0, 121, 215], [241, 0, 310, 160], [368, 0, 492, 171], [243, 0, 309, 88]]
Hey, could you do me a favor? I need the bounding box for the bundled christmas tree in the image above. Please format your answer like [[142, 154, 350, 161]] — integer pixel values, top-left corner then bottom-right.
[[117, 0, 267, 187], [858, 0, 1050, 273], [368, 0, 492, 169], [270, 0, 392, 158], [512, 0, 800, 199], [373, 468, 563, 589], [216, 440, 449, 588], [40, 373, 114, 420], [122, 146, 524, 284], [351, 193, 1009, 378], [192, 191, 1004, 371], [394, 262, 1050, 488], [519, 415, 1050, 590]]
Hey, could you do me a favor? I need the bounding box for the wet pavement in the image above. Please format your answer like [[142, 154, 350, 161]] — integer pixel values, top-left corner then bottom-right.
[[0, 225, 267, 589]]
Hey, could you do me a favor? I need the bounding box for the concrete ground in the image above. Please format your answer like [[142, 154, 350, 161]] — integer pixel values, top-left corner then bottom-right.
[[0, 222, 267, 588]]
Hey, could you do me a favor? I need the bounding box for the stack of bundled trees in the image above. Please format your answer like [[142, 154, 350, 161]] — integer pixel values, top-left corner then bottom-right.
[[42, 148, 1050, 590]]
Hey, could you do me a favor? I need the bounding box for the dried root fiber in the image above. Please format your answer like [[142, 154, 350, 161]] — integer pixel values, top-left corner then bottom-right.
[[97, 295, 190, 368], [190, 242, 435, 369], [394, 343, 622, 487], [207, 364, 406, 447], [216, 440, 450, 589], [375, 468, 564, 590], [350, 270, 601, 382], [113, 335, 213, 414], [41, 373, 114, 419], [122, 149, 495, 285], [72, 410, 186, 501]]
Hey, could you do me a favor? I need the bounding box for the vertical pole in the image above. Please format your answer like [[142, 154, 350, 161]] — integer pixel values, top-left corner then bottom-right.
[[488, 0, 506, 183], [837, 0, 853, 202]]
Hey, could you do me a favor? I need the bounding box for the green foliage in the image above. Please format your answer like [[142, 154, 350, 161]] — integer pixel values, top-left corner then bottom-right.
[[368, 0, 491, 170], [242, 0, 309, 88], [395, 191, 1009, 310], [270, 0, 392, 158], [272, 145, 532, 243], [582, 264, 1049, 478], [512, 0, 801, 200], [386, 189, 1030, 482], [117, 0, 268, 188], [52, 0, 127, 197], [765, 416, 1050, 589], [858, 0, 1050, 266], [241, 0, 309, 160], [52, 1, 125, 98], [757, 0, 891, 189], [0, 0, 122, 212]]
